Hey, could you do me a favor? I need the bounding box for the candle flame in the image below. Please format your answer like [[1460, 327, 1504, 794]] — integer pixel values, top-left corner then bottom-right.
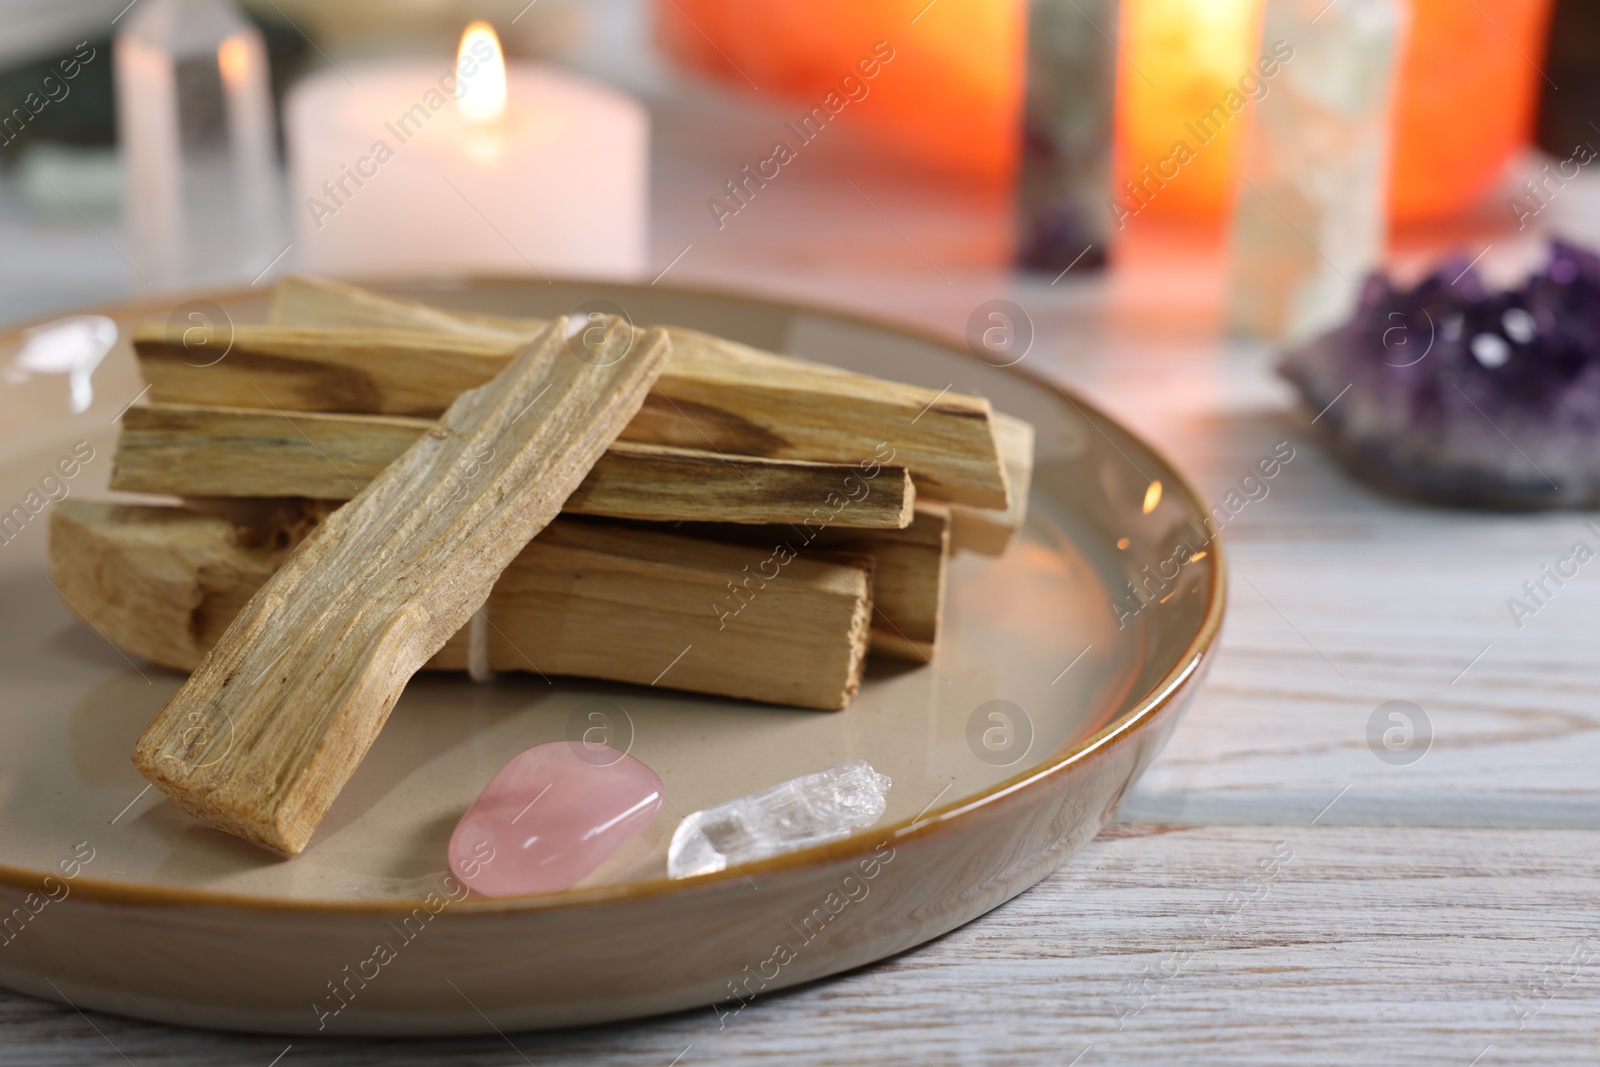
[[457, 21, 507, 125], [217, 35, 250, 88]]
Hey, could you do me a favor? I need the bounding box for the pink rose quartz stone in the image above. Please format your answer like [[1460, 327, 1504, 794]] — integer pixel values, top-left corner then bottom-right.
[[448, 741, 664, 898]]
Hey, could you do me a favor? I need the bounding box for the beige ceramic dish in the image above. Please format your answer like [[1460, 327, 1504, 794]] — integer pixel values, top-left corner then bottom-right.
[[0, 279, 1223, 1035]]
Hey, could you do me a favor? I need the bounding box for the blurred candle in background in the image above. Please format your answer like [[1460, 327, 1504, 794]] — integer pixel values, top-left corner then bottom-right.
[[653, 0, 1025, 187], [1387, 0, 1554, 224], [287, 22, 647, 279], [1114, 0, 1264, 227]]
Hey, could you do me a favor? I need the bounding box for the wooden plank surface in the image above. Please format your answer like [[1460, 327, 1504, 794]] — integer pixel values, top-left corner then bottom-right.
[[3, 827, 1595, 1065], [1106, 405, 1600, 828]]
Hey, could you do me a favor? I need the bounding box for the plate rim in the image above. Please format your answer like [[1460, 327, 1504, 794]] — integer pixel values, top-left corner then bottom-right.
[[0, 274, 1226, 915]]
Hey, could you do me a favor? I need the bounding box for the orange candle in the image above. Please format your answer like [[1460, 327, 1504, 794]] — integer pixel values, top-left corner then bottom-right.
[[654, 0, 1025, 186], [1114, 0, 1264, 225], [1387, 0, 1554, 223]]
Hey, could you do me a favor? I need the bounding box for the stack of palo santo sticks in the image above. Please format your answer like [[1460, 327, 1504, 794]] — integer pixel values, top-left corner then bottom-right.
[[47, 276, 1035, 852], [54, 276, 1038, 712]]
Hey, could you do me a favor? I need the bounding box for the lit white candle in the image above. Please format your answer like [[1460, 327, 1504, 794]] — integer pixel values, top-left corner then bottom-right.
[[287, 23, 647, 279]]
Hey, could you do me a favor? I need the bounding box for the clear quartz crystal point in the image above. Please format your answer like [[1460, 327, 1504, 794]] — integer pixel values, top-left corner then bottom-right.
[[116, 0, 282, 289], [1227, 0, 1407, 343], [668, 760, 892, 879]]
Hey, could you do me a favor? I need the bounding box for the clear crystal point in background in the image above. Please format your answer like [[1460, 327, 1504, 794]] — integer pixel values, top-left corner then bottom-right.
[[1228, 0, 1407, 344], [116, 0, 282, 289], [668, 760, 892, 879]]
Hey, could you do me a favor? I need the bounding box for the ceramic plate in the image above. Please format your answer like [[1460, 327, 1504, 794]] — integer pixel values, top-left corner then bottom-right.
[[0, 279, 1223, 1035]]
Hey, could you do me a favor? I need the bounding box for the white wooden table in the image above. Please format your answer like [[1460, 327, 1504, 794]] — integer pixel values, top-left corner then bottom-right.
[[4, 87, 1598, 1066]]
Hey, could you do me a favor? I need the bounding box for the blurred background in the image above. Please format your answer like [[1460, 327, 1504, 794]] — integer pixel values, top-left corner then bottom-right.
[[0, 0, 1595, 338]]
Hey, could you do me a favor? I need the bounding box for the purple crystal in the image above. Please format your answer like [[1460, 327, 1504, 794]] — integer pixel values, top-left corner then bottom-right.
[[1280, 240, 1600, 507]]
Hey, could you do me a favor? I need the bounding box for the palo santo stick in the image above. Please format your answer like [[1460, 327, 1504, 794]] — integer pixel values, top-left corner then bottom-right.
[[637, 326, 1006, 509], [139, 322, 1004, 508], [434, 520, 872, 709], [50, 501, 289, 671], [50, 502, 872, 710], [111, 403, 916, 529], [132, 317, 672, 855], [138, 319, 1007, 507], [672, 503, 950, 664], [271, 274, 533, 341], [243, 274, 1011, 508], [140, 326, 517, 415], [815, 504, 949, 663], [947, 412, 1035, 556]]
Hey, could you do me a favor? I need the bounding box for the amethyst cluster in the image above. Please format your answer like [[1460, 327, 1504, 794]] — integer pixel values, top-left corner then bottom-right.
[[1281, 241, 1600, 507]]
